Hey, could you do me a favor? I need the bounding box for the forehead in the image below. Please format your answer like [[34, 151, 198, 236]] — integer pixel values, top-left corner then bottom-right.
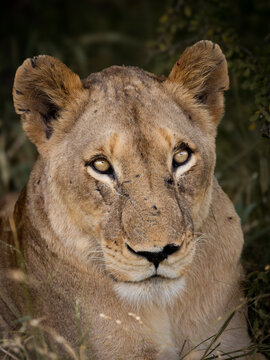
[[72, 66, 203, 151]]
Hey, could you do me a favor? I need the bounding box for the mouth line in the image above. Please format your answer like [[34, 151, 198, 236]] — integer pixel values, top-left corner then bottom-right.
[[121, 273, 180, 284]]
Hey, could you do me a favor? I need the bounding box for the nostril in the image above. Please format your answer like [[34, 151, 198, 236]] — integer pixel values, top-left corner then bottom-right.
[[126, 243, 137, 255], [163, 243, 180, 256], [126, 242, 181, 269]]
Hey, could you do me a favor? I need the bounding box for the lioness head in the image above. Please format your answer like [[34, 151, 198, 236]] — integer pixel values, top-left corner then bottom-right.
[[13, 41, 229, 306]]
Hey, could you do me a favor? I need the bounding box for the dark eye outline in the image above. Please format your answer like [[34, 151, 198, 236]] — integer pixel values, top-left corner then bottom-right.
[[172, 143, 193, 170], [85, 157, 115, 177]]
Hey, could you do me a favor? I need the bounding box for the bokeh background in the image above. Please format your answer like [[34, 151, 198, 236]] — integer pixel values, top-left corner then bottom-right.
[[0, 0, 269, 352]]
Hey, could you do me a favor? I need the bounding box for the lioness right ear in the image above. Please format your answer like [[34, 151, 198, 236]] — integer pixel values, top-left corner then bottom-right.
[[167, 40, 229, 125], [13, 55, 85, 151]]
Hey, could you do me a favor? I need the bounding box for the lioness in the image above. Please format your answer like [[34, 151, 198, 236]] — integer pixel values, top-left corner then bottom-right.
[[0, 41, 258, 359]]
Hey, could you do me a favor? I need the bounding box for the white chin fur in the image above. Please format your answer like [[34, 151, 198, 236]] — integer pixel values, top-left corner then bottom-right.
[[114, 277, 186, 309]]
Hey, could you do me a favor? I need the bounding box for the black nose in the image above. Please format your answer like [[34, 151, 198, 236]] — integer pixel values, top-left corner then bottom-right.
[[126, 243, 180, 269]]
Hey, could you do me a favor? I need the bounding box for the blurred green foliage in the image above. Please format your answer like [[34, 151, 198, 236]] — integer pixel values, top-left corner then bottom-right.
[[0, 0, 269, 353]]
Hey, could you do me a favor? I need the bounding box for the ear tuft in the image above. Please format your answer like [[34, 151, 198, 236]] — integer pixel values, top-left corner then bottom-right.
[[13, 55, 84, 148], [168, 40, 229, 124]]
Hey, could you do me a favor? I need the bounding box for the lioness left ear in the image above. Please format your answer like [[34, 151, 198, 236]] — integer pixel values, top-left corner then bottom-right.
[[13, 55, 85, 151], [168, 40, 229, 125]]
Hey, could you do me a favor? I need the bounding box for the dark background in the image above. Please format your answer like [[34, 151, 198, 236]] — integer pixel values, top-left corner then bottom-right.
[[0, 0, 269, 353]]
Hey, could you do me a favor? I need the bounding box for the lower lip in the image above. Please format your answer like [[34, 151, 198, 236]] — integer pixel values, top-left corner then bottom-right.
[[141, 274, 172, 283]]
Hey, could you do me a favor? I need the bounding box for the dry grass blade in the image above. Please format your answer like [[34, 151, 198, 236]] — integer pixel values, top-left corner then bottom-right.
[[200, 311, 235, 360], [0, 346, 21, 360]]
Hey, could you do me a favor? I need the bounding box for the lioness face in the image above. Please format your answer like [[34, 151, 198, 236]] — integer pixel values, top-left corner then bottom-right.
[[13, 41, 229, 305]]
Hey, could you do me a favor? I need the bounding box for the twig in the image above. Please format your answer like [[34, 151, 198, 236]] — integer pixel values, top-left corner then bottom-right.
[[0, 347, 20, 360]]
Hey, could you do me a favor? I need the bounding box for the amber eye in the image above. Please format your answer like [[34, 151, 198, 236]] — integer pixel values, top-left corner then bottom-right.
[[87, 158, 113, 175], [173, 149, 191, 167]]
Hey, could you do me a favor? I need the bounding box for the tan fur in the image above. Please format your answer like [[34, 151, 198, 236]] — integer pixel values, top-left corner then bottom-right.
[[0, 41, 260, 359]]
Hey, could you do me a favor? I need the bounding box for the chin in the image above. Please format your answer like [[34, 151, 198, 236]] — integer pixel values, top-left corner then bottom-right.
[[114, 276, 186, 309]]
